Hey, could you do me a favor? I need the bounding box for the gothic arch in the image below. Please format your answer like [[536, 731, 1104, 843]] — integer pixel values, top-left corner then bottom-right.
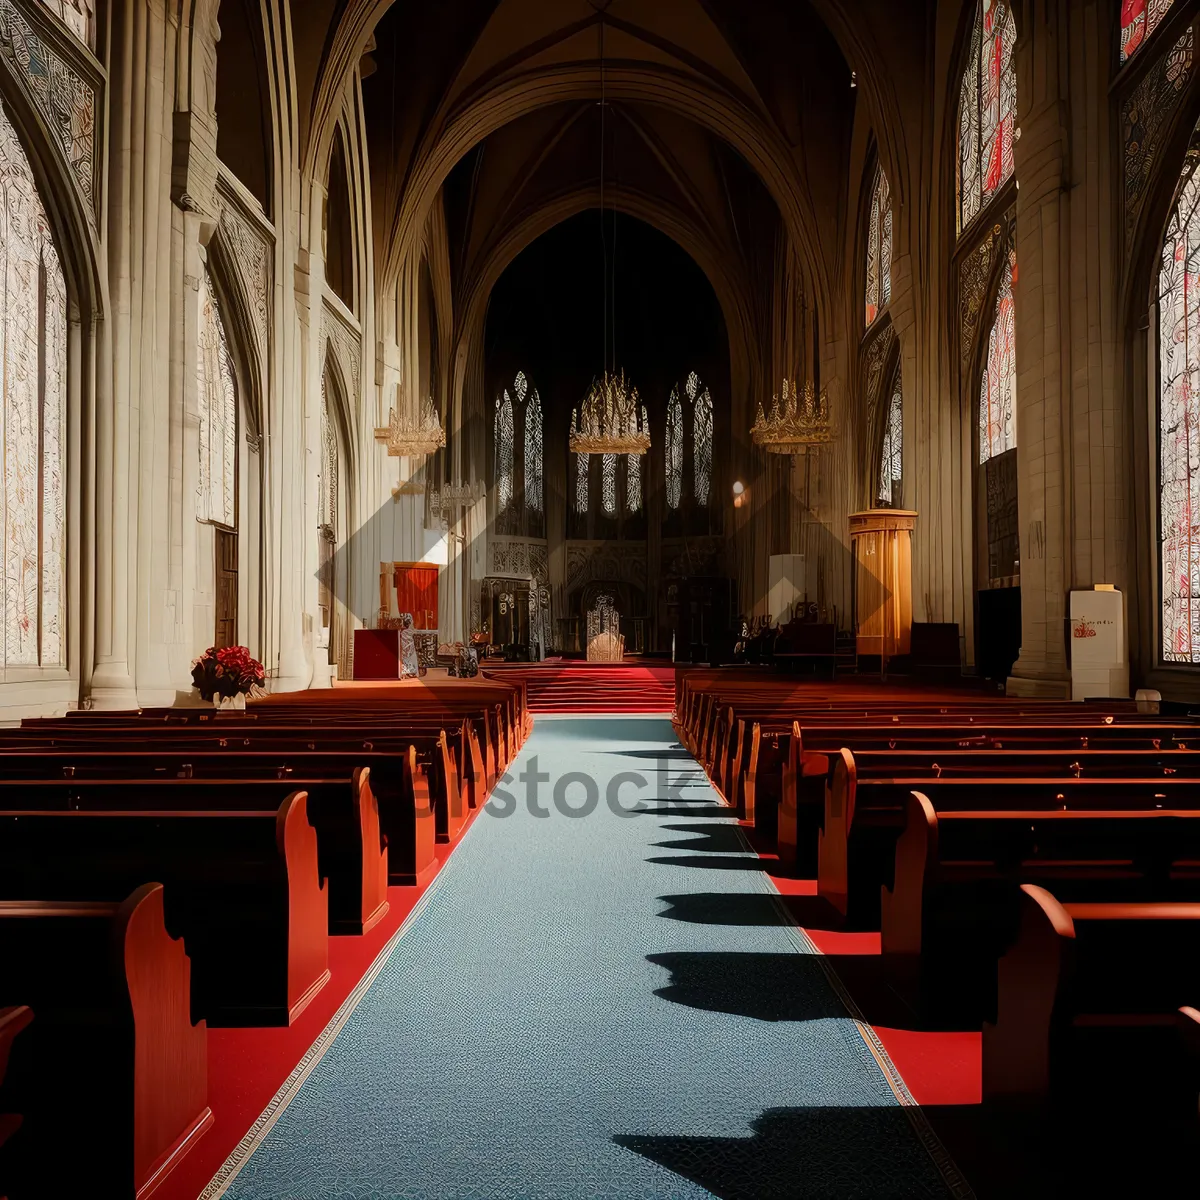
[[452, 185, 756, 412], [380, 64, 832, 317], [205, 232, 265, 443], [0, 32, 103, 319], [859, 315, 900, 505], [321, 333, 359, 491]]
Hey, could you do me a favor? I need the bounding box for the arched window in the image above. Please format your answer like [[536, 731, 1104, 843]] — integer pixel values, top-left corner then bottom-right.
[[665, 388, 683, 510], [958, 0, 1017, 235], [693, 378, 713, 506], [494, 388, 514, 515], [665, 371, 713, 510], [1122, 0, 1176, 63], [574, 453, 589, 515], [524, 381, 543, 516], [1158, 150, 1200, 661], [979, 245, 1017, 463], [197, 267, 238, 527], [865, 165, 893, 327], [493, 370, 543, 536], [0, 97, 67, 667], [878, 361, 903, 506]]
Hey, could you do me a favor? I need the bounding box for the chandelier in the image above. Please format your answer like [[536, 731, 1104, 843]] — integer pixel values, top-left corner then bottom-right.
[[750, 379, 835, 454], [569, 370, 651, 455], [374, 391, 445, 457]]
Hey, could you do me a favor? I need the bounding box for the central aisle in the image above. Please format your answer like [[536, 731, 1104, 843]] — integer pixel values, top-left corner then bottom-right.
[[207, 718, 970, 1200]]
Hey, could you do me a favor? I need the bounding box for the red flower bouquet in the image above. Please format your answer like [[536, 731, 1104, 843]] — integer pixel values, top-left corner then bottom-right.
[[191, 645, 266, 702]]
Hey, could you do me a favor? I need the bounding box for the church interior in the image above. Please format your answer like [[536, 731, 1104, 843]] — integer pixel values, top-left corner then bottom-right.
[[1, 0, 1200, 1196]]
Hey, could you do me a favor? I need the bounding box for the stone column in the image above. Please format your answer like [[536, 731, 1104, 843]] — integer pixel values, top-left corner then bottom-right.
[[1007, 0, 1072, 697]]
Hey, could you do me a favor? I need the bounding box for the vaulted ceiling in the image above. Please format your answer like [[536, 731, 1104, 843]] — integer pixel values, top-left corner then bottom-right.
[[356, 0, 859, 316]]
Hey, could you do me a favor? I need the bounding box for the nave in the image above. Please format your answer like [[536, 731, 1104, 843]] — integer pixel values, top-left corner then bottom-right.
[[193, 716, 966, 1200]]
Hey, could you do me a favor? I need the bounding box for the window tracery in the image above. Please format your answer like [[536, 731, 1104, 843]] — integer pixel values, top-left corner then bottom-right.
[[493, 371, 543, 534], [979, 237, 1017, 464], [35, 0, 93, 48], [494, 388, 514, 516], [574, 453, 589, 515], [692, 375, 713, 507], [878, 361, 903, 506], [865, 165, 893, 327], [958, 0, 1017, 236], [1122, 0, 1176, 63], [666, 372, 713, 512], [197, 267, 238, 528], [665, 385, 683, 510], [1158, 144, 1200, 661], [0, 94, 67, 667]]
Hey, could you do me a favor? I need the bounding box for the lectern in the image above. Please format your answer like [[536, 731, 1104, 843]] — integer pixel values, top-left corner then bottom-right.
[[850, 509, 917, 671]]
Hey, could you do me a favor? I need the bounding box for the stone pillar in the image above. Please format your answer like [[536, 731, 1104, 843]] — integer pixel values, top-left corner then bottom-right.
[[1007, 0, 1072, 697]]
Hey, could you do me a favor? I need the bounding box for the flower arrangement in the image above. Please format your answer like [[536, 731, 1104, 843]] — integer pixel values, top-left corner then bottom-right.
[[191, 645, 266, 704]]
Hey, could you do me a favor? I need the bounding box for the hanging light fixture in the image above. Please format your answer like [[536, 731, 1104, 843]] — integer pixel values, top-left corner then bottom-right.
[[568, 7, 650, 458], [374, 388, 446, 457], [570, 371, 651, 454], [750, 378, 836, 454]]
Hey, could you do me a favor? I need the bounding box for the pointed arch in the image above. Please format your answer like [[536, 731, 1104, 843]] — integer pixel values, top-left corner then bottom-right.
[[326, 124, 355, 311], [878, 357, 903, 506], [864, 161, 892, 328], [978, 233, 1017, 464], [956, 0, 1017, 238]]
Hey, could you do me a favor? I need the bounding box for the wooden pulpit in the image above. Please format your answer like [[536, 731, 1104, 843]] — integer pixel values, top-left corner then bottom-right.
[[850, 509, 916, 667]]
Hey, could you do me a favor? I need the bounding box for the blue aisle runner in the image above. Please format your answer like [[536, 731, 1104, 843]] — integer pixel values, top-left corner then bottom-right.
[[206, 717, 970, 1200]]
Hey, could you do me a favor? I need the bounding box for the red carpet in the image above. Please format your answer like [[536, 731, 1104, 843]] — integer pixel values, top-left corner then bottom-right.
[[764, 862, 980, 1108], [484, 661, 676, 712]]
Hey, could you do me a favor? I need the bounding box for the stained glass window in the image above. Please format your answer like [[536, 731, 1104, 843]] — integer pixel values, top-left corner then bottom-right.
[[1122, 0, 1176, 63], [36, 0, 95, 48], [319, 372, 338, 531], [626, 453, 642, 513], [524, 383, 543, 515], [601, 453, 617, 516], [865, 166, 893, 327], [1158, 144, 1200, 661], [575, 453, 589, 514], [878, 361, 903, 505], [958, 0, 1017, 235], [0, 95, 67, 667], [494, 389, 514, 515], [665, 385, 683, 510], [197, 267, 238, 527], [979, 242, 1017, 463], [693, 378, 713, 506]]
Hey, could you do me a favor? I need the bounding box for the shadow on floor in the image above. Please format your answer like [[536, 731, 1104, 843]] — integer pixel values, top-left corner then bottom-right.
[[647, 951, 848, 1022], [599, 747, 695, 759], [646, 855, 768, 872], [615, 1105, 969, 1200], [630, 805, 731, 818], [618, 1098, 1200, 1200], [647, 946, 922, 1030], [653, 825, 749, 854]]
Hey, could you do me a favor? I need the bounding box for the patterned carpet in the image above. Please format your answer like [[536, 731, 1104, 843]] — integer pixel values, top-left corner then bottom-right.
[[205, 717, 971, 1200]]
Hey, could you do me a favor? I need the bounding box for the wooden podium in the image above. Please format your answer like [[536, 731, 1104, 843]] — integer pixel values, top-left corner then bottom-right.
[[850, 509, 916, 667]]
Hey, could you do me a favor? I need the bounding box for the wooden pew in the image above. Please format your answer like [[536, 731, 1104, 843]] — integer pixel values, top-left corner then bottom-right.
[[0, 884, 209, 1198], [983, 884, 1200, 1112], [0, 797, 328, 1027], [881, 790, 1200, 1017], [0, 769, 387, 937], [820, 763, 1200, 926]]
